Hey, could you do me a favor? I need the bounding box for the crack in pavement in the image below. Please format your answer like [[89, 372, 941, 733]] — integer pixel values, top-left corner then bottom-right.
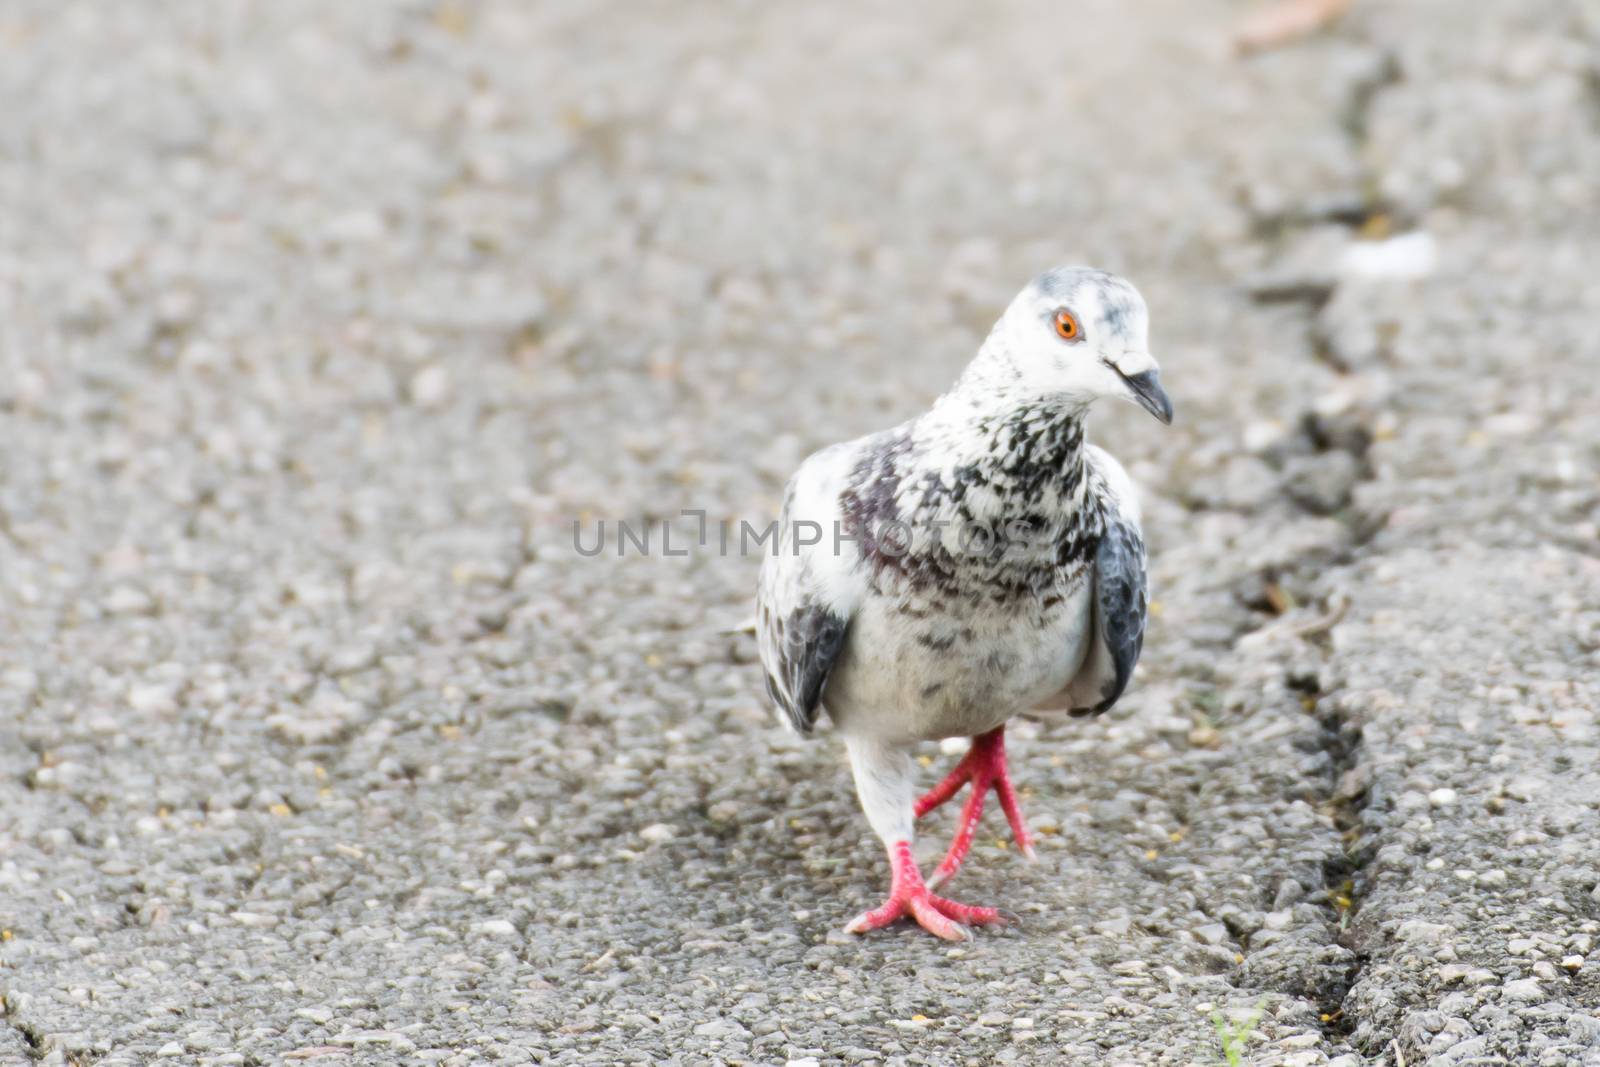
[[1292, 665, 1370, 1041], [1206, 31, 1415, 1042], [1, 995, 46, 1064]]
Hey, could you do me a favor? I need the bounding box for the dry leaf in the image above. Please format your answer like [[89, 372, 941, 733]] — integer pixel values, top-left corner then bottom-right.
[[1235, 0, 1352, 54]]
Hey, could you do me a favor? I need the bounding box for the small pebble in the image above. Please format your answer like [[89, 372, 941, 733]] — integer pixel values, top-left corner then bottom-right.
[[409, 365, 452, 408], [1502, 977, 1542, 1002], [105, 586, 153, 614], [128, 684, 177, 715]]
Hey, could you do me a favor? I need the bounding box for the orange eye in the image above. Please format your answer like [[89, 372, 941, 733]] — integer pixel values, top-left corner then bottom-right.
[[1054, 310, 1081, 342]]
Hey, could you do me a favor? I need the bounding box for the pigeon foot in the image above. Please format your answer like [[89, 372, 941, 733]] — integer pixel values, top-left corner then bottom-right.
[[845, 841, 1009, 940], [914, 725, 1035, 889]]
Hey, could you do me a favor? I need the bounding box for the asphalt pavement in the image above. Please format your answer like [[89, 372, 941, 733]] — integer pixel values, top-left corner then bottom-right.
[[1, 1, 1597, 1064]]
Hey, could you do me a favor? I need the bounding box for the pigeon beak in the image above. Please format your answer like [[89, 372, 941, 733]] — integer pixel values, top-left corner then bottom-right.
[[1122, 368, 1173, 424], [1108, 358, 1174, 425]]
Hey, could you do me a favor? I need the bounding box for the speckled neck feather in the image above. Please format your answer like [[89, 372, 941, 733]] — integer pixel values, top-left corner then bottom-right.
[[839, 339, 1108, 599]]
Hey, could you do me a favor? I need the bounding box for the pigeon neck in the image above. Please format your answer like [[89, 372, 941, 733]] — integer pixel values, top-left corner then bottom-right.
[[923, 385, 1091, 509], [934, 330, 1091, 423]]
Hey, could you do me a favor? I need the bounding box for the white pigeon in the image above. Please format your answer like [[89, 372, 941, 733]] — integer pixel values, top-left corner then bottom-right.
[[756, 267, 1172, 939]]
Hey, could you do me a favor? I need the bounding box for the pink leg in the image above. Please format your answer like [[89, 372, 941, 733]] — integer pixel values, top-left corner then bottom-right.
[[917, 726, 1036, 889], [913, 749, 974, 818], [928, 773, 989, 887], [846, 841, 1007, 940], [993, 757, 1036, 862], [926, 894, 1009, 926]]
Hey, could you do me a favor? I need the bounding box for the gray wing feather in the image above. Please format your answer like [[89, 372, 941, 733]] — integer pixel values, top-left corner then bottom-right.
[[759, 601, 848, 735], [1088, 515, 1148, 713], [755, 446, 861, 736]]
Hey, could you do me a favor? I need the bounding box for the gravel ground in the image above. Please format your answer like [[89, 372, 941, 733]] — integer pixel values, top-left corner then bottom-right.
[[2, 1, 1598, 1065]]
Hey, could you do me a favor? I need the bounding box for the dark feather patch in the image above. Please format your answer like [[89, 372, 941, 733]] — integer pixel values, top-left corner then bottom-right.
[[1091, 516, 1148, 713], [769, 604, 848, 735]]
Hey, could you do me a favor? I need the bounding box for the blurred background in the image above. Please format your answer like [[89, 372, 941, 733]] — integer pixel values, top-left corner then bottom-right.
[[1, 2, 1598, 1065]]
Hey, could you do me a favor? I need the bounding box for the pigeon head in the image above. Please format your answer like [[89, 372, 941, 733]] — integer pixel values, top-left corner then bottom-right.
[[987, 267, 1173, 424]]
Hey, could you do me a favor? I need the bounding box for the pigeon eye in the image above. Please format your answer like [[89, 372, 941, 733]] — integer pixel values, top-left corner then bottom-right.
[[1054, 310, 1081, 342]]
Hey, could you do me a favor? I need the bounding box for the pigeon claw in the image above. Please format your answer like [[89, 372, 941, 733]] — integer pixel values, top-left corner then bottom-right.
[[915, 725, 1034, 888], [847, 841, 1008, 941]]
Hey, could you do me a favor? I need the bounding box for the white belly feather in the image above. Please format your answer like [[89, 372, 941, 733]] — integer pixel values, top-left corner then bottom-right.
[[823, 575, 1094, 744]]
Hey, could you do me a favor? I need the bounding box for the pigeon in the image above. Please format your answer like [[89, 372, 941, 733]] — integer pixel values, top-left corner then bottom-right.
[[756, 266, 1172, 939]]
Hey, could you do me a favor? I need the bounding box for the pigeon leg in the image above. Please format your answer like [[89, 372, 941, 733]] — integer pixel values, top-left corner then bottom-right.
[[844, 738, 1010, 940], [920, 726, 1036, 889], [844, 841, 1008, 941], [912, 747, 976, 818]]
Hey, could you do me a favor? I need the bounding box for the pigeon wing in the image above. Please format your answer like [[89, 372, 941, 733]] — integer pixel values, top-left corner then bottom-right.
[[1064, 447, 1149, 715], [756, 444, 863, 735]]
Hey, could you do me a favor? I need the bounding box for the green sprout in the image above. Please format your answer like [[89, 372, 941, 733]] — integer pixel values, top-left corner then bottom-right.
[[1211, 1002, 1266, 1067]]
